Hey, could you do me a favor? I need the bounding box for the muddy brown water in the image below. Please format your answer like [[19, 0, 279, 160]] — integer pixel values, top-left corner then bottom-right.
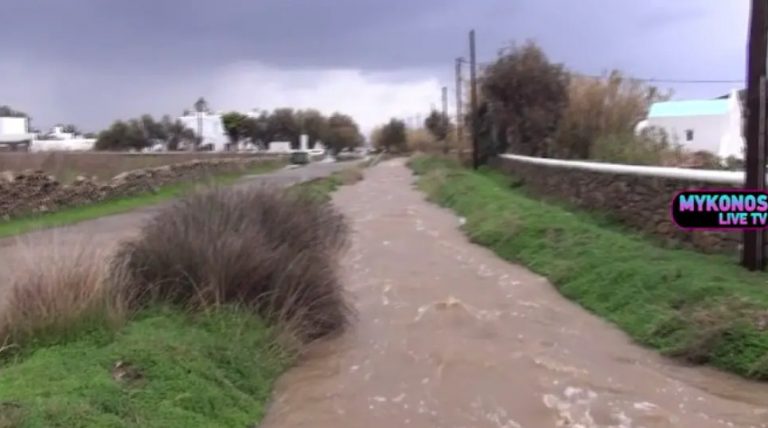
[[261, 159, 768, 428]]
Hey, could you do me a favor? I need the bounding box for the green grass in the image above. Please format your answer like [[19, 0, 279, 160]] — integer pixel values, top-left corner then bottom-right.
[[409, 155, 768, 379], [0, 161, 284, 239], [0, 309, 290, 428], [291, 167, 364, 203]]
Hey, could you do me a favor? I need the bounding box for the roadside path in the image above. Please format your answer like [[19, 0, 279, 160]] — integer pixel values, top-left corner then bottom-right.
[[262, 159, 768, 428]]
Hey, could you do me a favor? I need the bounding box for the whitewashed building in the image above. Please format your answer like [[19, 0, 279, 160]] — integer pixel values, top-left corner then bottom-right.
[[0, 117, 35, 151], [31, 125, 96, 152], [178, 111, 228, 151], [637, 89, 744, 159]]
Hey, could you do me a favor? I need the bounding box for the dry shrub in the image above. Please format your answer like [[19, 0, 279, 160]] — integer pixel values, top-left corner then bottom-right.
[[406, 128, 438, 153], [555, 71, 670, 160], [0, 248, 130, 345], [589, 131, 684, 166], [113, 185, 352, 342]]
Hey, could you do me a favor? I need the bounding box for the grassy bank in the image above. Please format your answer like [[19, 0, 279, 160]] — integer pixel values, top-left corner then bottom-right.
[[409, 155, 768, 379], [0, 168, 359, 427], [0, 310, 289, 427], [0, 161, 284, 239]]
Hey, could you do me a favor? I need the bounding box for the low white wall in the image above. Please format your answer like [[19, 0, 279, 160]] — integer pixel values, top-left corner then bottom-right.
[[30, 139, 97, 152], [500, 154, 746, 185]]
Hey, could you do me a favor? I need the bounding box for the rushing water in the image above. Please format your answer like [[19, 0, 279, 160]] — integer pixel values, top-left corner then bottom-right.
[[261, 159, 768, 428]]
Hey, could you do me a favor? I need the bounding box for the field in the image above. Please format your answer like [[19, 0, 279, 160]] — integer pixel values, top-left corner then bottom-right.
[[0, 152, 274, 183]]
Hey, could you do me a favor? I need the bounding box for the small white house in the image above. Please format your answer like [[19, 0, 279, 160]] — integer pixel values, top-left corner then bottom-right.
[[637, 89, 744, 159], [178, 111, 228, 151], [30, 125, 96, 152]]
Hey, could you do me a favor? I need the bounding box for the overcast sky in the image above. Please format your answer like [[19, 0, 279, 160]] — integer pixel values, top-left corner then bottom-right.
[[0, 0, 751, 133]]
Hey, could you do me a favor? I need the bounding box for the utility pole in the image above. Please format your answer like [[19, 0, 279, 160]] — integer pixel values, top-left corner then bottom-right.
[[456, 57, 464, 154], [441, 86, 449, 154], [469, 30, 479, 170], [743, 0, 768, 271]]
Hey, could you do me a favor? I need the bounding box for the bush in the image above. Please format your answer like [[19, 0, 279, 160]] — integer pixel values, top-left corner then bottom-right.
[[590, 131, 684, 166], [372, 119, 408, 153], [113, 185, 351, 342]]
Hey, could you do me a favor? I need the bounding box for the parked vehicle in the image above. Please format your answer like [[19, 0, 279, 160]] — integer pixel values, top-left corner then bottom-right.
[[290, 151, 310, 165]]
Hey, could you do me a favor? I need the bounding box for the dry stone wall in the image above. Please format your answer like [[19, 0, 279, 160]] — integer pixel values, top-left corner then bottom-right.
[[0, 157, 282, 219], [490, 157, 743, 254]]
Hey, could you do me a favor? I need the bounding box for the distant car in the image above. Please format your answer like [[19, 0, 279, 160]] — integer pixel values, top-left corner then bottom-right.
[[290, 151, 310, 165]]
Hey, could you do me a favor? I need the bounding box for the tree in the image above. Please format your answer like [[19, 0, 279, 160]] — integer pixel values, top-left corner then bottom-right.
[[267, 108, 302, 146], [160, 115, 196, 150], [481, 41, 569, 157], [221, 112, 248, 146], [323, 113, 363, 154], [424, 110, 452, 142], [95, 120, 148, 151], [0, 106, 27, 117], [240, 113, 271, 149], [194, 97, 209, 113], [95, 114, 194, 151], [59, 124, 81, 134], [296, 109, 329, 148], [374, 118, 407, 153]]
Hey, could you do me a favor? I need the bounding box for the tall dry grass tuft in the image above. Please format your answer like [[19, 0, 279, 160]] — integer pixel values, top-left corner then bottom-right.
[[113, 185, 352, 343], [555, 71, 671, 161], [0, 248, 131, 346]]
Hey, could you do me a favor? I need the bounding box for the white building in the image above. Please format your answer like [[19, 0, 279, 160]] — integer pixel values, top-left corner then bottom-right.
[[637, 89, 744, 159], [0, 117, 35, 151], [30, 125, 96, 152], [177, 111, 228, 151], [268, 141, 292, 153]]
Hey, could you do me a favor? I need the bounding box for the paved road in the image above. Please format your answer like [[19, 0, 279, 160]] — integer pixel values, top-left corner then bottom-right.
[[262, 159, 768, 428], [0, 161, 357, 302]]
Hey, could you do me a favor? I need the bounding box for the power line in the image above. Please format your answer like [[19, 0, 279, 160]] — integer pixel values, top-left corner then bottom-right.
[[456, 57, 744, 85]]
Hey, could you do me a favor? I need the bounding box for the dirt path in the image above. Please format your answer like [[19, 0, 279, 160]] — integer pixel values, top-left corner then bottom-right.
[[261, 159, 768, 428]]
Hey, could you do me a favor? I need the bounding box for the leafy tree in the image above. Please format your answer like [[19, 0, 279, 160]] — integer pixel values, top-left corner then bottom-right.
[[424, 110, 452, 142], [267, 108, 302, 146], [95, 120, 148, 151], [160, 115, 196, 150], [95, 115, 194, 151], [240, 113, 271, 149], [221, 112, 248, 145], [296, 109, 329, 148], [0, 106, 27, 117], [323, 113, 363, 154], [481, 40, 569, 158], [374, 118, 407, 153], [60, 124, 80, 134]]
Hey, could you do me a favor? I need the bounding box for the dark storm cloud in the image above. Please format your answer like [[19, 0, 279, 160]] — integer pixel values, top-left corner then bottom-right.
[[0, 0, 751, 130]]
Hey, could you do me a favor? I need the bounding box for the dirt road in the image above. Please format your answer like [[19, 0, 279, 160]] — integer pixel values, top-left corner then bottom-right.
[[0, 161, 356, 302], [262, 159, 768, 428]]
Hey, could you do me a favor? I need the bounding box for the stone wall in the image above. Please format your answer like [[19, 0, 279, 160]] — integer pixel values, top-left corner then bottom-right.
[[490, 157, 742, 253], [0, 157, 282, 220]]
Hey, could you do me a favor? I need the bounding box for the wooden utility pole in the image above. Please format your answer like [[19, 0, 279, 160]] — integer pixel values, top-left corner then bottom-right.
[[743, 0, 768, 271], [455, 58, 464, 153], [469, 30, 479, 169], [441, 86, 449, 153]]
